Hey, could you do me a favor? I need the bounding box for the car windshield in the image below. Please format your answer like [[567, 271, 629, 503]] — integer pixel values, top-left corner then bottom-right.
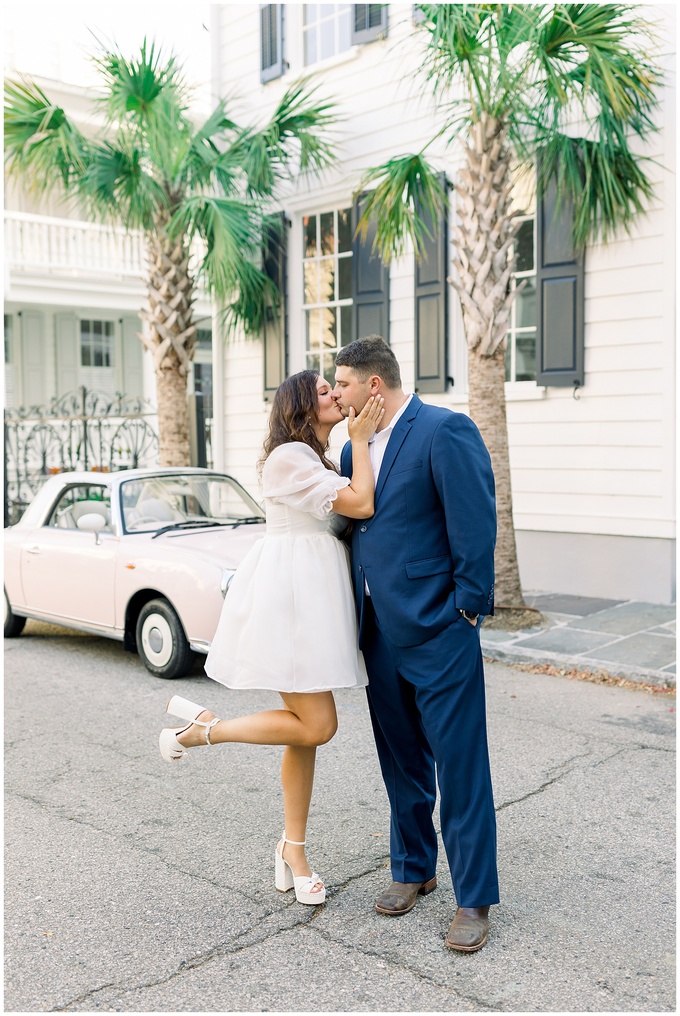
[[120, 473, 264, 534]]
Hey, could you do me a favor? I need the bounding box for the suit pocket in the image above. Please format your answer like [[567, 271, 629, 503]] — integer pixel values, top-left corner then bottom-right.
[[391, 459, 423, 476], [405, 555, 453, 579]]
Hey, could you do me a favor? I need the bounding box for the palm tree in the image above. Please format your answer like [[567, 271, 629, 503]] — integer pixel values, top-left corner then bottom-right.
[[5, 42, 335, 465], [358, 4, 661, 607]]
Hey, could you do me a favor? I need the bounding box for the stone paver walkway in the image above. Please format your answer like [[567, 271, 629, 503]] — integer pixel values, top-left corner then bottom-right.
[[481, 595, 676, 688]]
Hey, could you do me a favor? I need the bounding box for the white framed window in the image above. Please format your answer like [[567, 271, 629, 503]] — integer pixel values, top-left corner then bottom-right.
[[80, 319, 114, 368], [303, 207, 353, 377], [80, 318, 115, 395], [505, 216, 537, 382], [303, 4, 352, 65]]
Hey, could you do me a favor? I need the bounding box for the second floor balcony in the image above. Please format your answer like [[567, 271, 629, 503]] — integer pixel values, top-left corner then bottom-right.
[[4, 211, 208, 293]]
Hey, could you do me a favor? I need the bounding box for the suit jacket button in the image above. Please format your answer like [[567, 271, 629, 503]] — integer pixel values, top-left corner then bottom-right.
[[360, 525, 367, 533], [359, 565, 363, 572]]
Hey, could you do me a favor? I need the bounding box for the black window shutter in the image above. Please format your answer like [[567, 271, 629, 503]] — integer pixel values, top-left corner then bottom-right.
[[414, 173, 448, 394], [260, 4, 283, 83], [351, 5, 388, 45], [536, 175, 585, 387], [352, 195, 390, 343], [263, 213, 287, 400]]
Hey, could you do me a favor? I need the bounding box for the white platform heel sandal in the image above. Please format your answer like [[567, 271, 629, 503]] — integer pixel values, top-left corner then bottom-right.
[[275, 833, 326, 905], [159, 695, 220, 762]]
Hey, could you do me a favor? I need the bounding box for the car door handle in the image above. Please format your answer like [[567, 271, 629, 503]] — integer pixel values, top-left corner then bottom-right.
[[26, 546, 42, 554]]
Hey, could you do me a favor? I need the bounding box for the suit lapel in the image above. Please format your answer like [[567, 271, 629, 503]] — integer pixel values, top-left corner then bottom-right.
[[374, 395, 423, 504]]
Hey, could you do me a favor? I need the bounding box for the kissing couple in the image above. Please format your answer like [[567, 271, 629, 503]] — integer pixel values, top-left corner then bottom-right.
[[159, 336, 499, 953]]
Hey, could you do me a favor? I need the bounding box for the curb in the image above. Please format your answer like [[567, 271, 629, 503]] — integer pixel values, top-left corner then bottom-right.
[[481, 640, 675, 690]]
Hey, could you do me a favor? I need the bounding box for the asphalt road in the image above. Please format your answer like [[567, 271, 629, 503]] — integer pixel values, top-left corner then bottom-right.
[[4, 621, 676, 1013]]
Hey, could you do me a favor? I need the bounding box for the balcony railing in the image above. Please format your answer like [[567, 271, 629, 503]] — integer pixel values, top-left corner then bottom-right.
[[5, 211, 146, 278], [5, 211, 207, 282]]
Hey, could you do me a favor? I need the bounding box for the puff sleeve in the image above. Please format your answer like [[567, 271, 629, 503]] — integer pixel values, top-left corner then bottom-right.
[[261, 443, 350, 519]]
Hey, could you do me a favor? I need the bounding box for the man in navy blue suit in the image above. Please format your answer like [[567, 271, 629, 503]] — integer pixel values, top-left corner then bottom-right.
[[334, 336, 498, 952]]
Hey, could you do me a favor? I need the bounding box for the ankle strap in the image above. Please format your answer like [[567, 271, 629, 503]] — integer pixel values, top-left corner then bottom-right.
[[200, 717, 219, 745], [282, 831, 306, 845]]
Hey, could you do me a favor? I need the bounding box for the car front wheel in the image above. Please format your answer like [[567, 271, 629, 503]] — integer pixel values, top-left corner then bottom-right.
[[136, 598, 196, 679], [4, 588, 26, 638]]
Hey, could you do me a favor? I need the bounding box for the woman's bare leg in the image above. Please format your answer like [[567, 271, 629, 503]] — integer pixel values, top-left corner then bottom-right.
[[174, 691, 338, 888], [176, 691, 337, 749]]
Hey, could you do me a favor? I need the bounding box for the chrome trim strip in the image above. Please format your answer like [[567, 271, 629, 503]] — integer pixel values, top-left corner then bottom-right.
[[10, 609, 124, 641]]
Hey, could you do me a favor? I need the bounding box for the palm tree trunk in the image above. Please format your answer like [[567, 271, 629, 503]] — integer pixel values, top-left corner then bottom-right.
[[141, 214, 197, 466], [467, 349, 525, 606], [449, 112, 526, 607]]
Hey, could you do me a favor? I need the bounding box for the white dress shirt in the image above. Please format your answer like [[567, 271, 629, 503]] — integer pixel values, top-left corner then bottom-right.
[[368, 393, 414, 483], [364, 394, 413, 596]]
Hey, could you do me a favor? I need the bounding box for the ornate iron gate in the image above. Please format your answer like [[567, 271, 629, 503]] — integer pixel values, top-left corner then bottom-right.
[[4, 387, 159, 526]]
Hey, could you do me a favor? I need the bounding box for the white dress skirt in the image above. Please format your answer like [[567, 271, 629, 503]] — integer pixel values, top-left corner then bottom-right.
[[204, 442, 368, 693]]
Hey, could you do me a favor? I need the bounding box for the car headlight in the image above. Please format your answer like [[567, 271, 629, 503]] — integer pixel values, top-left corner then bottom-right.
[[220, 569, 236, 598]]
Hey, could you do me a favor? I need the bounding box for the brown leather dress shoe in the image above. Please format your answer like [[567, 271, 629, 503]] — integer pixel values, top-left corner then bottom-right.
[[374, 876, 437, 916], [445, 906, 490, 952]]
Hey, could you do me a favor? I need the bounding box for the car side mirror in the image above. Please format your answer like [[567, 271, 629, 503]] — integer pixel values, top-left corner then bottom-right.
[[76, 513, 107, 545]]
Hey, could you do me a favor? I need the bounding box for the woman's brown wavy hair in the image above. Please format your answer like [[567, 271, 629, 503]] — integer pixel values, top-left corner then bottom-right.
[[260, 370, 338, 473]]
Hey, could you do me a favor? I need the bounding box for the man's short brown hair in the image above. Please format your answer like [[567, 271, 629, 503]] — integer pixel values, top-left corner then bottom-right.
[[335, 335, 401, 389]]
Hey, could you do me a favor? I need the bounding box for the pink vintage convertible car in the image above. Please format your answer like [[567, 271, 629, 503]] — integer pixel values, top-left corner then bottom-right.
[[4, 468, 265, 677]]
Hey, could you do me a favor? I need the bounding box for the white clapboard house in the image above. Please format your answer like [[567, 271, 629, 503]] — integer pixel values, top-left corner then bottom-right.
[[206, 3, 676, 606]]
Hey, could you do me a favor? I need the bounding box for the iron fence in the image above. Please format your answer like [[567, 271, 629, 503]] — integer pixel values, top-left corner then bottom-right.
[[4, 387, 159, 526]]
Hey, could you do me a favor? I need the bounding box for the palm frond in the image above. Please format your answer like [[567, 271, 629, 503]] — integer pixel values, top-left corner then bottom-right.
[[91, 37, 186, 124], [238, 81, 336, 197], [357, 153, 445, 263], [169, 196, 276, 334], [4, 77, 90, 194], [538, 131, 656, 250], [79, 141, 169, 228]]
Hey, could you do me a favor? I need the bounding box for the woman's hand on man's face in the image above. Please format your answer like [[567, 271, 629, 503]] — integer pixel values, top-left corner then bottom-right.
[[347, 396, 385, 442]]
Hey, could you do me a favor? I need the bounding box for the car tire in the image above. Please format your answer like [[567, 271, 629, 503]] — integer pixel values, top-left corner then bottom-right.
[[135, 598, 196, 679], [4, 589, 26, 638]]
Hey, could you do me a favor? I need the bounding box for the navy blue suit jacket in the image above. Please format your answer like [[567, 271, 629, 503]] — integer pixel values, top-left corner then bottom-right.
[[340, 396, 496, 649]]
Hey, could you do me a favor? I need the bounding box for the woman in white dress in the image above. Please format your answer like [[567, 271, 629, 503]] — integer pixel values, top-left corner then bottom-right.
[[159, 370, 384, 906]]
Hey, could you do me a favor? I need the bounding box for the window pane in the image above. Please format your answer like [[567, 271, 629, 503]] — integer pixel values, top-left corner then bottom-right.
[[318, 258, 335, 303], [515, 219, 534, 273], [320, 4, 335, 18], [304, 27, 317, 65], [304, 4, 317, 25], [321, 307, 337, 348], [338, 209, 352, 252], [320, 17, 335, 60], [322, 351, 337, 379], [340, 305, 353, 346], [338, 9, 351, 49], [306, 352, 321, 375], [320, 211, 334, 255], [93, 320, 102, 336], [303, 215, 317, 257], [304, 262, 319, 304], [516, 278, 536, 329], [81, 344, 91, 367], [515, 332, 536, 382], [504, 343, 512, 382], [338, 255, 352, 299], [306, 309, 322, 349]]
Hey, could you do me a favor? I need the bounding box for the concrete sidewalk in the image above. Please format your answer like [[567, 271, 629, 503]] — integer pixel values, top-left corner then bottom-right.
[[481, 594, 676, 688]]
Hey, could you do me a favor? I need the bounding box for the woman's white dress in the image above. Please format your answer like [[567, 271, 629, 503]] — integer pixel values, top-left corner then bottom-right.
[[205, 442, 367, 692]]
